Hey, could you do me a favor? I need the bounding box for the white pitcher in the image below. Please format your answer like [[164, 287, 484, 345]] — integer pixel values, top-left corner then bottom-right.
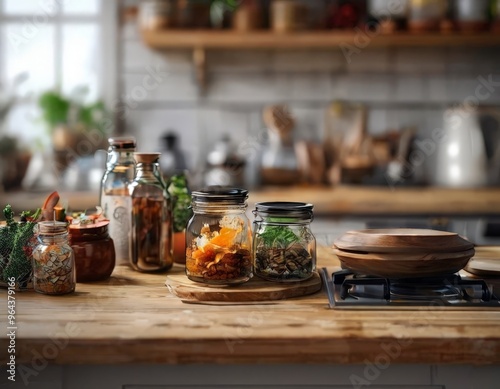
[[433, 107, 488, 188]]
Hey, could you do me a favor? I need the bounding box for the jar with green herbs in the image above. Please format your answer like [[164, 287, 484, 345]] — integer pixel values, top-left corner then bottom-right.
[[252, 202, 316, 282]]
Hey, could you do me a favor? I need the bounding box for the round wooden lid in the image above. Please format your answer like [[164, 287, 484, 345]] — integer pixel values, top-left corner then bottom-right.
[[334, 228, 474, 254], [333, 247, 475, 278]]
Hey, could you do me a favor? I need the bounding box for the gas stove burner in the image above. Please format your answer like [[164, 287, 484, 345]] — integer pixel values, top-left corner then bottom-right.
[[389, 276, 462, 301], [321, 268, 500, 309]]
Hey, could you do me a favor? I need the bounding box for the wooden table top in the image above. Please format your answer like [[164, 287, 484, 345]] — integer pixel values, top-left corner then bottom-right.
[[2, 246, 500, 366]]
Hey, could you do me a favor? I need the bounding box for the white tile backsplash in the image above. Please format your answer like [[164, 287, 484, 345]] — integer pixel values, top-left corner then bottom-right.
[[395, 76, 426, 103], [209, 50, 274, 73], [207, 73, 284, 103], [345, 48, 390, 73], [125, 108, 201, 169], [123, 72, 198, 103], [290, 73, 332, 102], [273, 50, 345, 73], [394, 48, 447, 74], [119, 25, 500, 154]]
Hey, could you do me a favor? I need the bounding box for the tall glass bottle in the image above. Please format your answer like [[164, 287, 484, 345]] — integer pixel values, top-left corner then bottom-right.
[[100, 136, 136, 266], [129, 152, 173, 272]]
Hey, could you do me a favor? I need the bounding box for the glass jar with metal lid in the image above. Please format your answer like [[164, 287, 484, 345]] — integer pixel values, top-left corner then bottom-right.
[[185, 187, 252, 285], [252, 202, 316, 282]]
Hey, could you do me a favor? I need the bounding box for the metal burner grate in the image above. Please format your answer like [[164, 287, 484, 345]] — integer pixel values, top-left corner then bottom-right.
[[321, 268, 500, 309]]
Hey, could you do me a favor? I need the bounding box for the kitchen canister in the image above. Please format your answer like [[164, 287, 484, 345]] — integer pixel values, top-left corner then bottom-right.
[[185, 187, 252, 285], [69, 219, 116, 282], [32, 221, 76, 295], [252, 202, 316, 282]]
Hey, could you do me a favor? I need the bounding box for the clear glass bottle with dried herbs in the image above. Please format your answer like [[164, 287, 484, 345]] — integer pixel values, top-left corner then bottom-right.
[[252, 202, 316, 282], [185, 188, 252, 285], [129, 153, 173, 272], [32, 221, 76, 295]]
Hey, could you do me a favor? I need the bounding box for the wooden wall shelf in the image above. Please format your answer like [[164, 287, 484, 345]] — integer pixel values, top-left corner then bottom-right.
[[141, 30, 500, 50], [140, 30, 500, 89]]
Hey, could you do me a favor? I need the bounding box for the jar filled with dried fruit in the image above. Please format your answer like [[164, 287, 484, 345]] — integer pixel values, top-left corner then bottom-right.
[[129, 153, 173, 272], [32, 221, 76, 295], [185, 188, 252, 285], [253, 202, 316, 282]]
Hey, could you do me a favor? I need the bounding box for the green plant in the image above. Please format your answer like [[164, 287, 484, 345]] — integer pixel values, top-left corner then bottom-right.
[[38, 90, 108, 135], [167, 173, 193, 233], [210, 0, 240, 27]]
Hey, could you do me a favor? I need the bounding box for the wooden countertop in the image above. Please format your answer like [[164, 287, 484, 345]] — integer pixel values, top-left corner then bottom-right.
[[3, 186, 500, 217], [2, 247, 500, 365], [249, 186, 500, 217]]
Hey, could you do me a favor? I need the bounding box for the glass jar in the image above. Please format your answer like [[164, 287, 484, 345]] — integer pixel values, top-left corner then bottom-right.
[[253, 202, 316, 282], [69, 220, 116, 282], [129, 153, 173, 272], [100, 136, 136, 266], [32, 222, 76, 295], [185, 187, 252, 285]]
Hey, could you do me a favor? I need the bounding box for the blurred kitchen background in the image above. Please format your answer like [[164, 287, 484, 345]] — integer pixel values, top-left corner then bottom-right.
[[1, 0, 500, 242]]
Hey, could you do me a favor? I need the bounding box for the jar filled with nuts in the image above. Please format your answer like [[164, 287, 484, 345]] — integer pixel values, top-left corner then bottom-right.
[[185, 188, 252, 285], [32, 221, 76, 295], [253, 202, 316, 282]]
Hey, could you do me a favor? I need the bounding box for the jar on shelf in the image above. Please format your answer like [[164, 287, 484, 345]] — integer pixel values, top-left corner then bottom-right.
[[32, 221, 76, 295], [252, 202, 316, 282], [185, 187, 252, 285], [408, 0, 448, 32], [138, 0, 177, 30], [129, 153, 173, 273], [69, 220, 116, 282], [100, 136, 136, 266]]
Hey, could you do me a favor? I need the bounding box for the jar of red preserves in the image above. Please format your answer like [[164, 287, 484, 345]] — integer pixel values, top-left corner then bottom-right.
[[69, 220, 116, 282]]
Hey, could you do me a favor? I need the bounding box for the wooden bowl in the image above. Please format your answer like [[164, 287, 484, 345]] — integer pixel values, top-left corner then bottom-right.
[[333, 247, 475, 279], [334, 228, 474, 254]]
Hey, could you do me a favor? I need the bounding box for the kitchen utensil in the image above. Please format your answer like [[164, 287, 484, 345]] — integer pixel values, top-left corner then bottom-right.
[[333, 247, 474, 279], [334, 228, 474, 254], [261, 105, 299, 186], [165, 271, 321, 304], [432, 107, 488, 188]]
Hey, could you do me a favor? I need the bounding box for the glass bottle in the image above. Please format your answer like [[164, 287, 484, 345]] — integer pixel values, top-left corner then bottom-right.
[[100, 136, 136, 266], [185, 187, 252, 285], [252, 202, 316, 282], [32, 221, 76, 295], [129, 153, 173, 272]]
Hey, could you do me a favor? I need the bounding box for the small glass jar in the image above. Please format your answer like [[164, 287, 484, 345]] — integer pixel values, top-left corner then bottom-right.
[[253, 202, 316, 282], [185, 187, 252, 285], [69, 220, 116, 282], [129, 153, 173, 272], [32, 222, 76, 295]]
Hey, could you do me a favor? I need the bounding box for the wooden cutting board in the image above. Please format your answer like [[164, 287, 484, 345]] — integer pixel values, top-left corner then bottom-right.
[[165, 272, 322, 304], [465, 246, 500, 277]]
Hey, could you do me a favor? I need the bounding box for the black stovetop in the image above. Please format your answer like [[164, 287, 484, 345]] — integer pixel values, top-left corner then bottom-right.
[[321, 268, 500, 309]]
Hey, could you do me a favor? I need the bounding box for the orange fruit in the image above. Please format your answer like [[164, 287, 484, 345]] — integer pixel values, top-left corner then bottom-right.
[[209, 227, 238, 247]]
